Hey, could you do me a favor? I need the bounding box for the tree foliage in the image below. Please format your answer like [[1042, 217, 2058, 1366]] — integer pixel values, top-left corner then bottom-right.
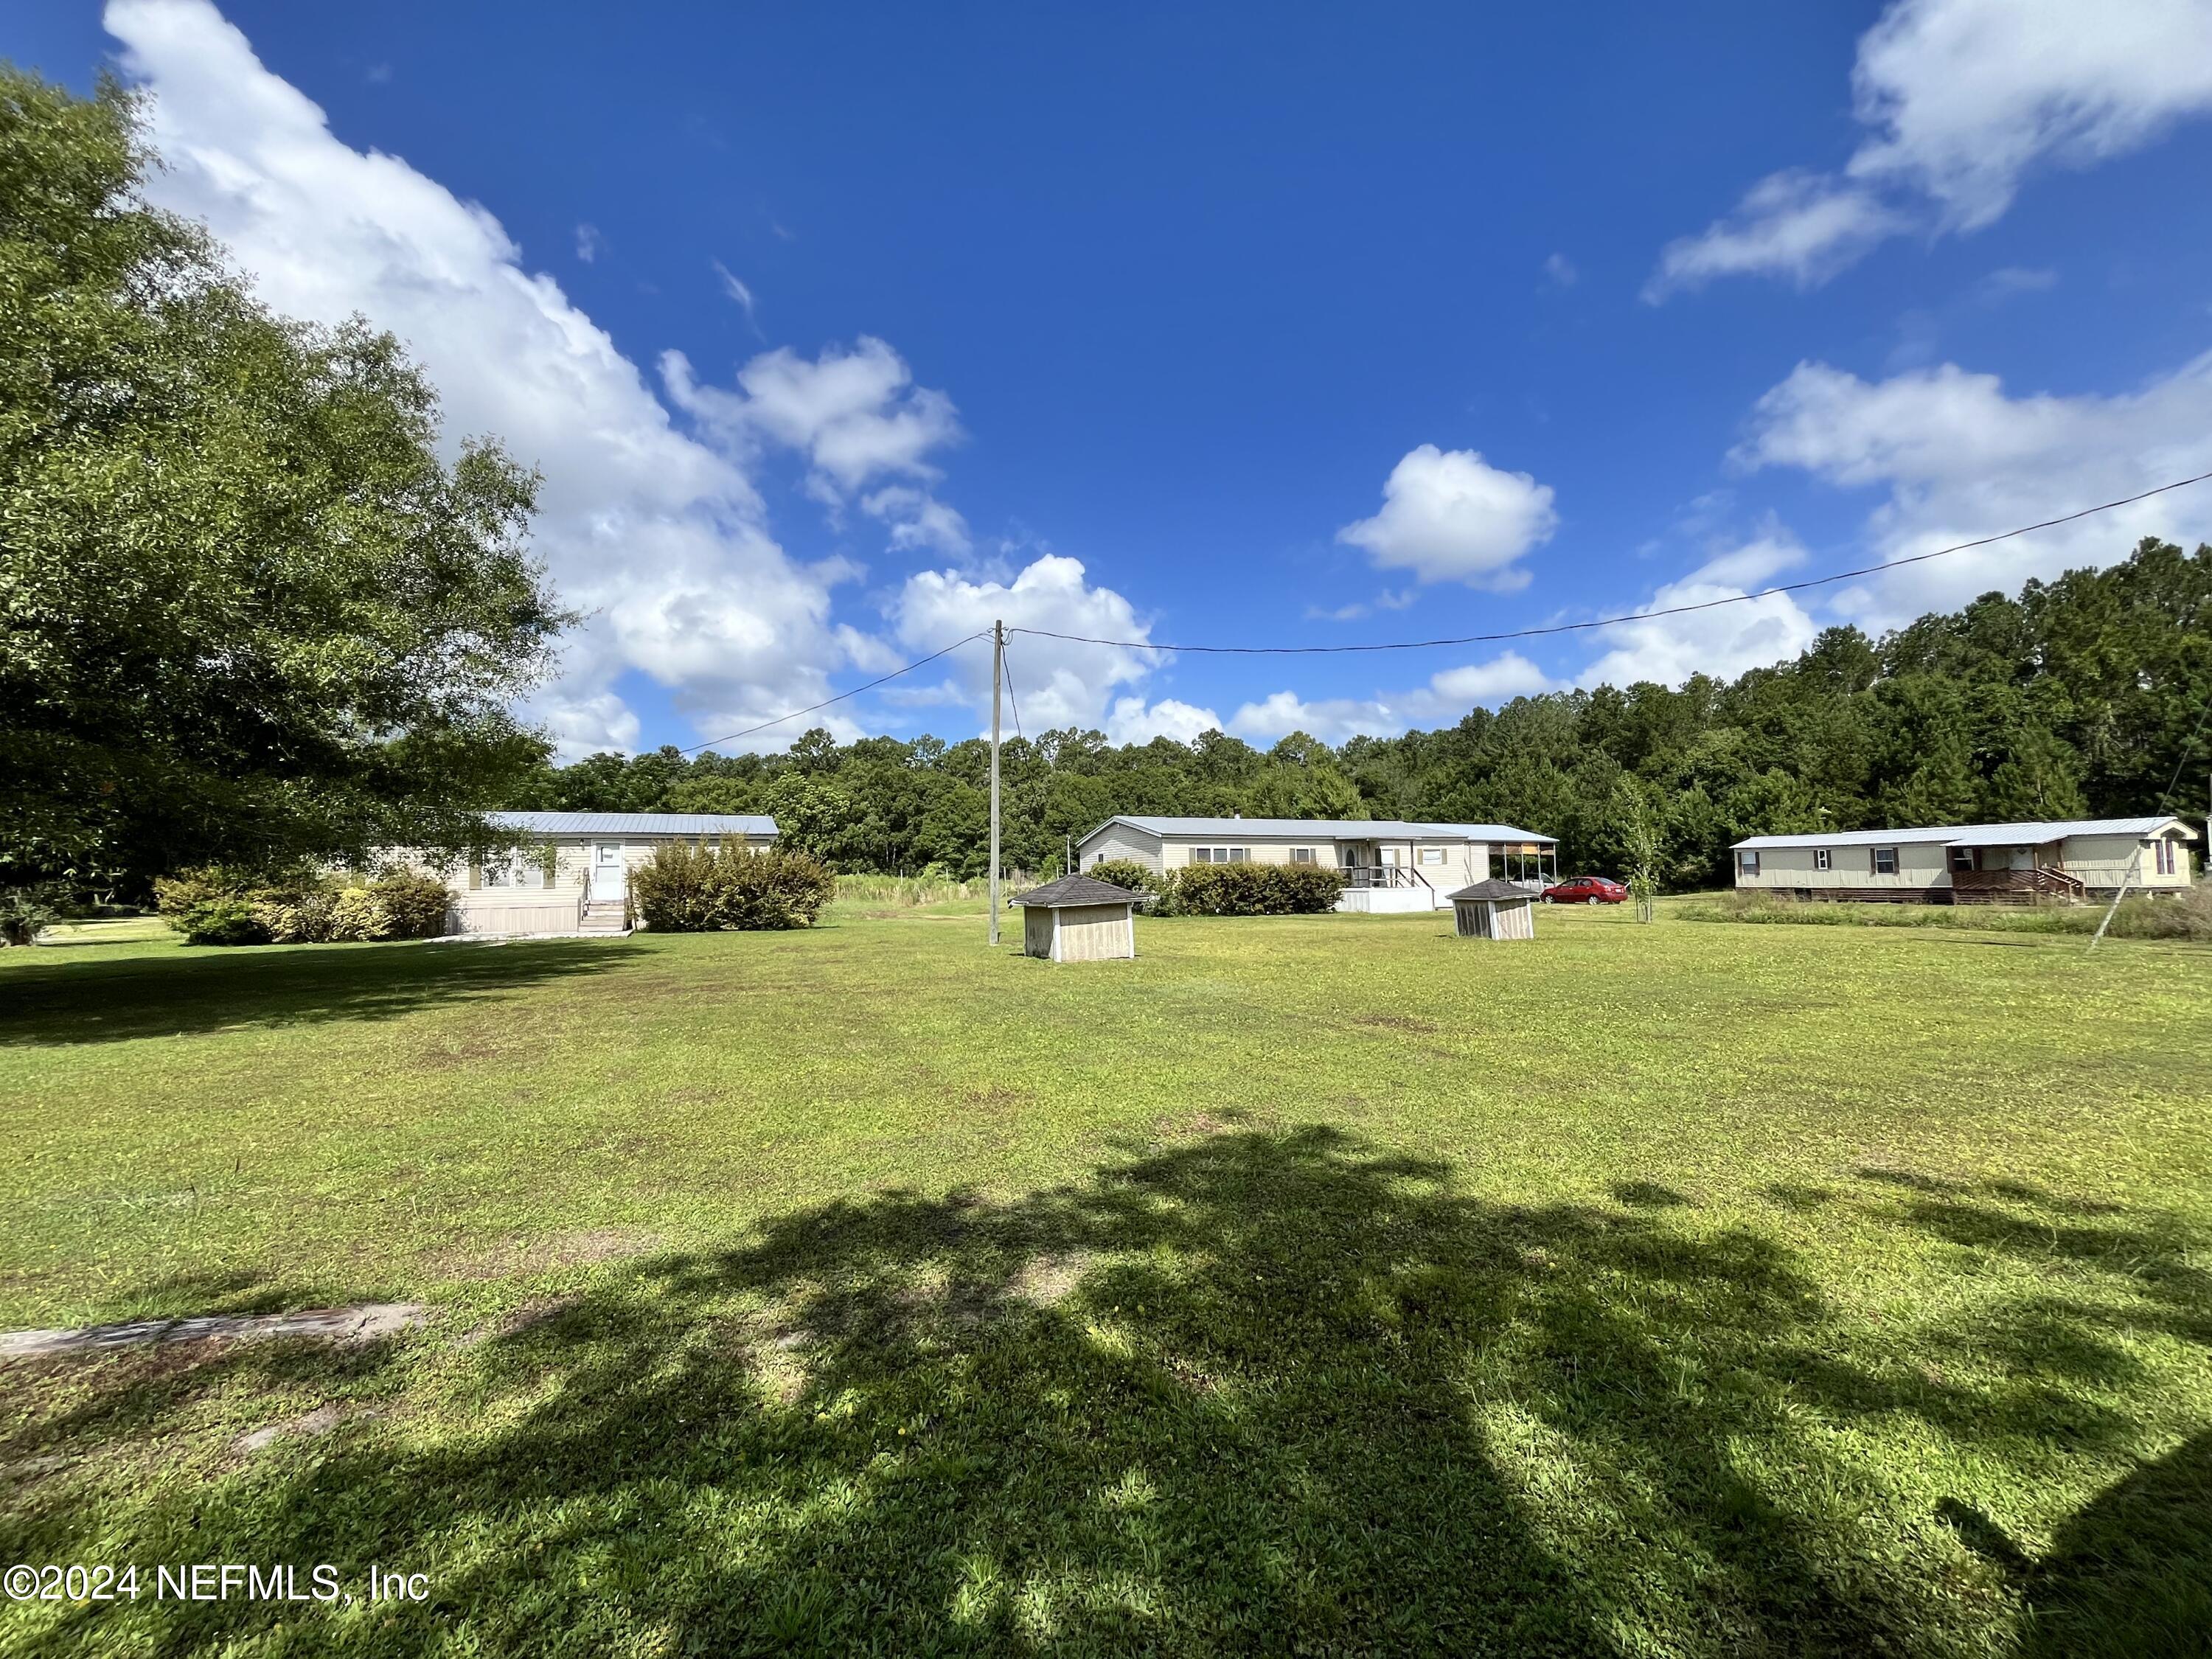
[[515, 540, 2211, 891], [0, 66, 569, 894]]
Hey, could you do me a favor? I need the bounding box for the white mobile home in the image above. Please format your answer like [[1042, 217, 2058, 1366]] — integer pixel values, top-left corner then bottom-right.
[[405, 811, 778, 936], [1730, 816, 2197, 905], [1077, 815, 1557, 912]]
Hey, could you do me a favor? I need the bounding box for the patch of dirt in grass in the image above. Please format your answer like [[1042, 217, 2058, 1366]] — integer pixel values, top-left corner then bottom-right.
[[1164, 1353, 1221, 1394], [963, 1083, 1033, 1107], [233, 1402, 367, 1455], [1350, 1013, 1439, 1034], [1154, 1110, 1235, 1140], [411, 1033, 525, 1071], [433, 1228, 661, 1282], [1007, 1252, 1091, 1310]]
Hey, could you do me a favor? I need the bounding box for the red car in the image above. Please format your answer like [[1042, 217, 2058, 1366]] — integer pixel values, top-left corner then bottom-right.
[[1542, 875, 1627, 905]]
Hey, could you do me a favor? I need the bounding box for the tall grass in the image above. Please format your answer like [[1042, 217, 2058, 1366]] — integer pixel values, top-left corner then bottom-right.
[[1679, 883, 2212, 941], [831, 872, 1037, 910]]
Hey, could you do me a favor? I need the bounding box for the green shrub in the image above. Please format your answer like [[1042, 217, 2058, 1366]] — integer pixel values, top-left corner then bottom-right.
[[178, 897, 271, 946], [720, 846, 838, 930], [0, 884, 65, 947], [327, 888, 391, 942], [1166, 861, 1346, 917], [1085, 858, 1161, 895], [253, 889, 339, 944], [155, 865, 256, 925], [631, 841, 723, 931], [371, 870, 455, 939], [158, 862, 451, 945], [633, 841, 837, 931]]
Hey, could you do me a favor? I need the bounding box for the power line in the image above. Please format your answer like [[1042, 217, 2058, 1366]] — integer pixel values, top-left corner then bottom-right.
[[1008, 467, 2212, 656], [677, 630, 990, 755]]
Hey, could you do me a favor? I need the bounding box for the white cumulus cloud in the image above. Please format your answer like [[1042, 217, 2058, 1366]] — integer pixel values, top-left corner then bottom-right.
[[891, 554, 1161, 734], [1649, 0, 2212, 295], [1337, 445, 1557, 588], [105, 0, 877, 756], [1732, 352, 2212, 627], [1228, 653, 1558, 745], [1576, 540, 1820, 689], [1105, 698, 1224, 745]]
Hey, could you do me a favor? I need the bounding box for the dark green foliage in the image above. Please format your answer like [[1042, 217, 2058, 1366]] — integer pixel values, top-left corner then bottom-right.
[[512, 543, 2211, 892], [1166, 861, 1346, 916], [630, 841, 836, 932], [0, 884, 65, 946], [0, 66, 568, 899]]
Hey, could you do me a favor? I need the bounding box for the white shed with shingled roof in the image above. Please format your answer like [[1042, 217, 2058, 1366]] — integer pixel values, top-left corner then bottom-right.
[[1011, 875, 1141, 962]]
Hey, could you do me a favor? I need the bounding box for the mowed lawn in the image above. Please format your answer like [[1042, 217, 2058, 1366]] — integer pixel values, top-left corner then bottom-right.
[[2, 904, 2209, 1656]]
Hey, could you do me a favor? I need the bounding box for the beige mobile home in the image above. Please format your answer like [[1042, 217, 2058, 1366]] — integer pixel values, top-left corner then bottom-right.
[[1076, 815, 1557, 913], [1730, 816, 2198, 904], [400, 811, 779, 936]]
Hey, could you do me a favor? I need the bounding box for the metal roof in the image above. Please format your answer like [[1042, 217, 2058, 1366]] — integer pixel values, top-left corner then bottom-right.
[[1733, 815, 2189, 851], [487, 811, 779, 837], [1012, 874, 1143, 908], [1087, 815, 1556, 845]]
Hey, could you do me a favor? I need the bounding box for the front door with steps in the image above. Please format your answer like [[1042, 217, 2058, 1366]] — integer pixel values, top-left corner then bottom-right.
[[590, 843, 626, 902]]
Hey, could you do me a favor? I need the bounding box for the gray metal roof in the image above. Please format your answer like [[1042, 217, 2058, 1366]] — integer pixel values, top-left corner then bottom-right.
[[1013, 874, 1143, 908], [1446, 879, 1536, 902], [488, 811, 778, 838], [1733, 815, 2188, 851], [1087, 815, 1555, 845]]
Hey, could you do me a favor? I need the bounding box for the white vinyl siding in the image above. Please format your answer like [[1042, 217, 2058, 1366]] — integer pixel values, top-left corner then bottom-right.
[[1079, 823, 1166, 874]]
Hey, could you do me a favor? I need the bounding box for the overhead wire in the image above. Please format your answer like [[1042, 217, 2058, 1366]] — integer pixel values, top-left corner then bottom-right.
[[676, 628, 991, 755], [1006, 467, 2212, 656]]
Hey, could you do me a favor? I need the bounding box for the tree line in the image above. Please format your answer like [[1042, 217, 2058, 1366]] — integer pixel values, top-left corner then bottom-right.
[[5, 63, 2205, 904], [515, 538, 2212, 889]]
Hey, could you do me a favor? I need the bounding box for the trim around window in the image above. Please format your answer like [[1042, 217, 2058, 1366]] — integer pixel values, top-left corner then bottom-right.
[[1871, 846, 1899, 876], [1812, 847, 1831, 872], [1737, 850, 1760, 877]]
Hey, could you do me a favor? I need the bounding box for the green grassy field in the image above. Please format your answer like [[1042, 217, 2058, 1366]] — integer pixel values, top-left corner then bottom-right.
[[2, 902, 2208, 1655]]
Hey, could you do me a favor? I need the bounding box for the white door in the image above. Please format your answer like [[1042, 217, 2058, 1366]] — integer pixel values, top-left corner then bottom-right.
[[591, 844, 625, 901]]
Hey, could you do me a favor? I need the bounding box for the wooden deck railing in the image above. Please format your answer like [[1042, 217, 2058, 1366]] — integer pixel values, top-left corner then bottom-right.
[[1950, 866, 2087, 905]]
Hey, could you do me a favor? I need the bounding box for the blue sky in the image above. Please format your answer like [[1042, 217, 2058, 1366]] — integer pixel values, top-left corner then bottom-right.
[[15, 1, 2212, 754]]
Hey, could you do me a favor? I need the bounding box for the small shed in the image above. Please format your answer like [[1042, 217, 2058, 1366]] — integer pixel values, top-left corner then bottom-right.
[[1447, 879, 1537, 941], [1012, 874, 1140, 962]]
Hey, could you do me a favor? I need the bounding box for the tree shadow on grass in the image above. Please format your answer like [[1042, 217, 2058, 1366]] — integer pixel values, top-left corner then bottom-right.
[[2025, 1429, 2212, 1658], [4, 1127, 2207, 1655], [0, 939, 633, 1047]]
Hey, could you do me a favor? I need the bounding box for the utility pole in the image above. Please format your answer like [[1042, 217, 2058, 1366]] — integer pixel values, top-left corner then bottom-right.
[[988, 618, 1004, 947]]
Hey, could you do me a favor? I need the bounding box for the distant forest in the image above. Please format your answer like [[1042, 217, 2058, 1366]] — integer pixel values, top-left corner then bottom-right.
[[519, 538, 2212, 888]]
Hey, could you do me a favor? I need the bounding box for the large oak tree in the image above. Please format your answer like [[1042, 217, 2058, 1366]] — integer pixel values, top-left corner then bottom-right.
[[1, 67, 569, 894]]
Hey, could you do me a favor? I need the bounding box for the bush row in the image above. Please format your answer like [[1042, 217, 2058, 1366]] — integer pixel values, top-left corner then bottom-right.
[[153, 866, 452, 946], [630, 841, 836, 931], [1085, 858, 1346, 917]]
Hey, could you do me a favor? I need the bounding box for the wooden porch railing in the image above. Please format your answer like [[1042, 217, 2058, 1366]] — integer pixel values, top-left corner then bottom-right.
[[1950, 866, 2087, 905]]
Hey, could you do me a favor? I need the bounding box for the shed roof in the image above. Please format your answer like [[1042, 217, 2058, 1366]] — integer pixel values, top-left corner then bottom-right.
[[1012, 874, 1143, 909], [488, 810, 779, 838], [1085, 815, 1554, 845], [1732, 815, 2189, 852], [1446, 879, 1537, 902]]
